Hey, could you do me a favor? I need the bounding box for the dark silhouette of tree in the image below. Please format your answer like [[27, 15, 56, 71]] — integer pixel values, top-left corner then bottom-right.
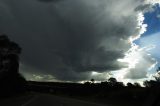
[[101, 81, 109, 86], [133, 82, 141, 87], [143, 80, 149, 87], [0, 34, 26, 96], [108, 77, 117, 87], [90, 78, 95, 84], [127, 82, 134, 88], [84, 81, 91, 85], [143, 80, 158, 87], [108, 77, 117, 83], [116, 82, 125, 88]]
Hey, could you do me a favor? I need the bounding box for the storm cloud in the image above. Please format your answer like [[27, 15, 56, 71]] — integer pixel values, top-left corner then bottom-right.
[[0, 0, 157, 81], [38, 0, 63, 3]]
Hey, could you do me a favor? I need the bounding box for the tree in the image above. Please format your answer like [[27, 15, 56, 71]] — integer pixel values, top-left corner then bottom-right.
[[90, 78, 95, 83], [127, 82, 134, 88], [143, 80, 149, 87], [133, 82, 141, 87], [143, 80, 158, 87], [108, 77, 117, 83], [108, 77, 117, 87], [0, 34, 26, 95], [0, 35, 21, 77]]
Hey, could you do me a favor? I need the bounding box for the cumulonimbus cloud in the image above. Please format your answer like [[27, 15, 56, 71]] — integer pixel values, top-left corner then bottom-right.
[[0, 0, 158, 81]]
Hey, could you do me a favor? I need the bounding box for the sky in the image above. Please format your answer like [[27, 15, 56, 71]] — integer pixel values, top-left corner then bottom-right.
[[134, 4, 160, 77], [135, 4, 160, 63], [0, 0, 160, 82]]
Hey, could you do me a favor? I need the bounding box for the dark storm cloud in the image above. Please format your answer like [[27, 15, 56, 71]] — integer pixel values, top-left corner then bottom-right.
[[38, 0, 63, 3], [135, 4, 154, 13], [0, 0, 155, 81]]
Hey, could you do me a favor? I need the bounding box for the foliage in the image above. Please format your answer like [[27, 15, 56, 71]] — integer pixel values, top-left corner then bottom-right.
[[0, 34, 26, 97]]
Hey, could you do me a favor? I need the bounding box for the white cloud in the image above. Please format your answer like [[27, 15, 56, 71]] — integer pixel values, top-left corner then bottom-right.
[[145, 0, 160, 4], [124, 46, 156, 79]]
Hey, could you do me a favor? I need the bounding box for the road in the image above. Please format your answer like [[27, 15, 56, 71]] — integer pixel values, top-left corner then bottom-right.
[[0, 93, 109, 106]]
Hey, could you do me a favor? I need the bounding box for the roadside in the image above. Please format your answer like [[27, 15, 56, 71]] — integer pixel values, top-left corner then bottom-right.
[[0, 92, 34, 106]]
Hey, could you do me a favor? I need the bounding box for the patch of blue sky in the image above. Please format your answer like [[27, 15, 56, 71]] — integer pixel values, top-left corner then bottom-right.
[[135, 4, 160, 44], [134, 4, 160, 73]]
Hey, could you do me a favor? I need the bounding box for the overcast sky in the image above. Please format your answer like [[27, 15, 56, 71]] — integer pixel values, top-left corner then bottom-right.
[[0, 0, 159, 82]]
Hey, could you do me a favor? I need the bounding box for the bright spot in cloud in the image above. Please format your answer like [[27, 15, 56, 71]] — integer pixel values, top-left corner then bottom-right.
[[112, 70, 127, 81], [117, 42, 156, 81], [146, 0, 160, 4], [118, 44, 140, 69], [91, 71, 100, 76]]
